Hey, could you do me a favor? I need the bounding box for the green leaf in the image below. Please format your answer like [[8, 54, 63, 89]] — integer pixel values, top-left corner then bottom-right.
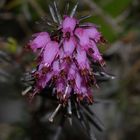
[[98, 0, 132, 17]]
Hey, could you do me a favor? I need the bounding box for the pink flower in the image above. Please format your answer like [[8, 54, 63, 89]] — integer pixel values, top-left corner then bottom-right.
[[52, 60, 60, 76], [62, 16, 77, 37], [63, 37, 76, 58], [89, 40, 104, 65], [68, 63, 76, 82], [75, 28, 90, 49], [85, 27, 101, 42], [29, 32, 50, 52], [42, 41, 59, 68], [27, 14, 105, 104], [74, 72, 82, 94], [76, 47, 88, 70], [37, 72, 53, 89]]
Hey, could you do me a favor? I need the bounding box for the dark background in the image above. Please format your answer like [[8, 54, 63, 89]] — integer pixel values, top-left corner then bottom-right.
[[0, 0, 140, 140]]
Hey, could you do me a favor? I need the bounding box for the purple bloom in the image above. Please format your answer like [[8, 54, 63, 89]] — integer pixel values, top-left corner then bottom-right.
[[42, 41, 59, 70], [37, 72, 53, 89], [29, 32, 50, 52], [63, 37, 76, 58], [68, 63, 76, 83], [76, 46, 88, 70], [27, 12, 105, 105], [85, 27, 101, 43], [52, 60, 60, 77], [89, 40, 105, 66], [62, 16, 77, 37], [75, 28, 90, 49]]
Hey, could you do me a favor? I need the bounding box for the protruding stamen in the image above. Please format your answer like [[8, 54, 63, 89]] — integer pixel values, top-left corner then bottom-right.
[[68, 117, 73, 125], [67, 99, 72, 115], [63, 85, 69, 99], [100, 72, 115, 80], [74, 102, 81, 119], [22, 86, 32, 96], [29, 89, 38, 103], [49, 104, 62, 122]]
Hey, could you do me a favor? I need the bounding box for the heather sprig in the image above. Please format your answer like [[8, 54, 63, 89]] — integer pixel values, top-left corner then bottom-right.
[[22, 1, 113, 127]]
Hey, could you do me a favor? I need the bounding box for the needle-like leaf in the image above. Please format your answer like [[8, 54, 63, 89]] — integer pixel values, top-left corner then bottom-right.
[[53, 1, 62, 24], [79, 15, 92, 22], [70, 2, 78, 17], [49, 5, 58, 23]]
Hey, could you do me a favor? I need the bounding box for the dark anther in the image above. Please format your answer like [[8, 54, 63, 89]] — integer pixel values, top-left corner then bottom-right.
[[100, 36, 107, 44], [65, 32, 70, 39], [42, 66, 50, 74], [52, 35, 59, 42], [88, 48, 94, 54]]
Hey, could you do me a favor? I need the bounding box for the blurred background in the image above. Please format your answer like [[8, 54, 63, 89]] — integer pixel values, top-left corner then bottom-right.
[[0, 0, 140, 140]]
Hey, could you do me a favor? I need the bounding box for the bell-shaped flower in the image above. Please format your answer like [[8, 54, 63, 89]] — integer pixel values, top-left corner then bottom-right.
[[74, 72, 82, 94], [89, 40, 104, 65], [85, 27, 101, 43], [43, 41, 59, 68], [76, 47, 88, 70], [68, 63, 77, 84], [37, 72, 52, 89], [75, 28, 89, 50], [52, 60, 60, 79], [62, 16, 77, 37], [29, 32, 50, 52], [63, 37, 76, 58], [56, 79, 65, 99]]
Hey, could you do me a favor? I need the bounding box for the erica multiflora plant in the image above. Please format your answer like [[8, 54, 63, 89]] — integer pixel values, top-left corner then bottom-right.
[[23, 1, 113, 133]]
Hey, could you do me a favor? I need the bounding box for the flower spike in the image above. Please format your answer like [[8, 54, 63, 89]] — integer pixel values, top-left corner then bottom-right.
[[26, 2, 107, 104], [23, 1, 113, 133]]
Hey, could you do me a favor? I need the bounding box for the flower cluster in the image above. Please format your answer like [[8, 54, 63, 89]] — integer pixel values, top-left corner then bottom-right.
[[27, 7, 105, 105]]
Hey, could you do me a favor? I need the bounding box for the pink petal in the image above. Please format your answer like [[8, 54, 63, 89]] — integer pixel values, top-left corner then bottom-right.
[[81, 86, 87, 94], [68, 63, 77, 81], [29, 32, 50, 52], [43, 41, 59, 67], [63, 37, 76, 57], [62, 16, 77, 37], [76, 47, 88, 70], [89, 40, 103, 63], [75, 28, 90, 50], [52, 60, 60, 75], [60, 60, 69, 75], [37, 72, 52, 89], [64, 86, 72, 99], [59, 48, 65, 61], [85, 27, 101, 42], [74, 73, 82, 93], [56, 79, 65, 93]]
